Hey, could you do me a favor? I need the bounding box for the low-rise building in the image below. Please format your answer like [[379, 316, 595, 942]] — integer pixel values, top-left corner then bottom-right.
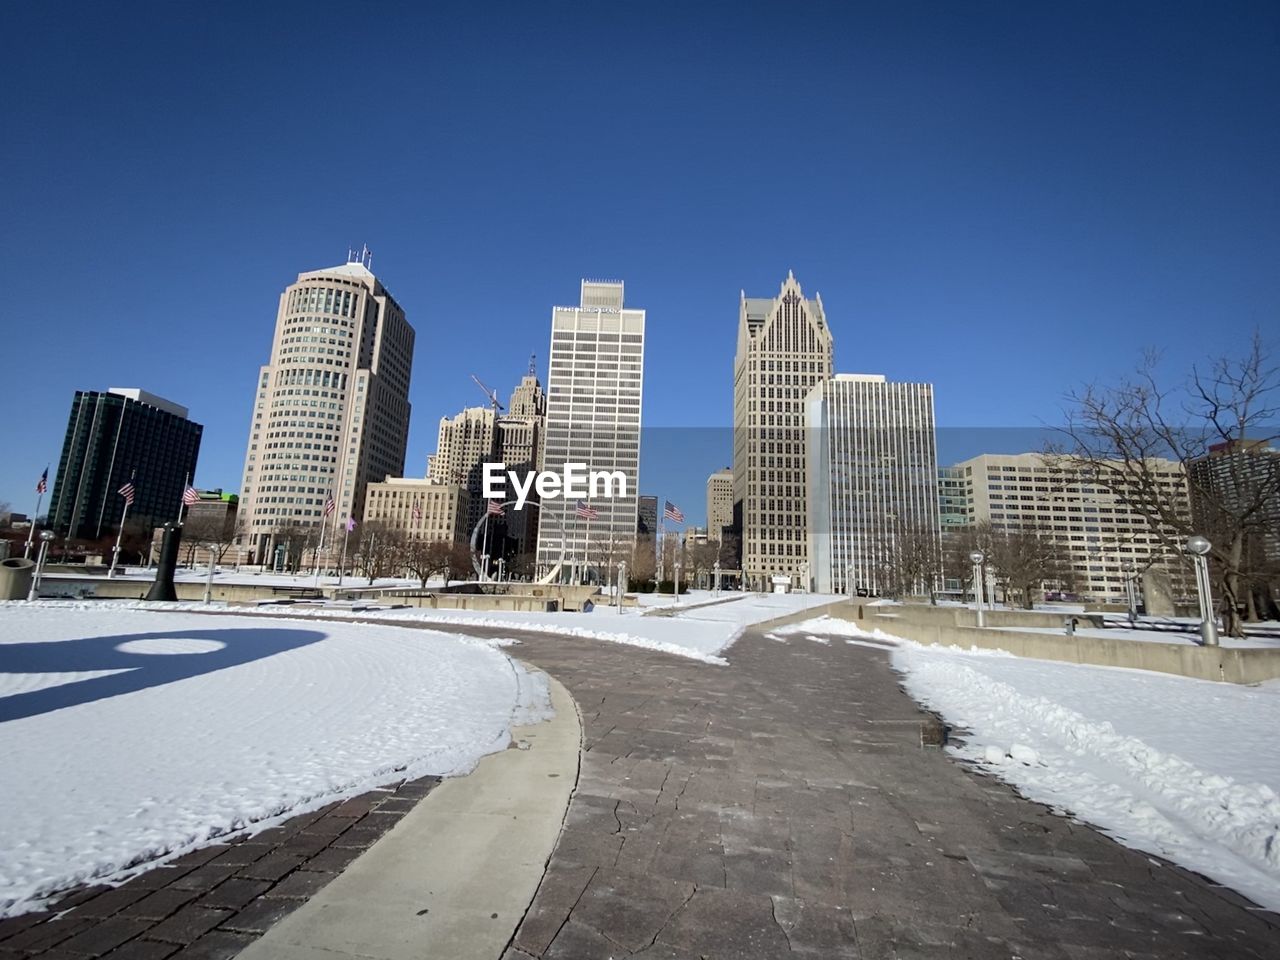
[[362, 478, 469, 545]]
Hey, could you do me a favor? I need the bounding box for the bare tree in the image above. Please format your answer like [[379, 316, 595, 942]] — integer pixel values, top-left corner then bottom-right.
[[355, 521, 405, 583], [685, 540, 721, 588], [630, 537, 657, 589], [874, 518, 942, 601], [984, 523, 1071, 610], [1054, 333, 1278, 635], [402, 540, 448, 588]]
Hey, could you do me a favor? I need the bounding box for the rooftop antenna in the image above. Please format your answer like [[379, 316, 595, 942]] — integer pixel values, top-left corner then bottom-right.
[[528, 353, 537, 377], [470, 374, 505, 413], [361, 243, 372, 269]]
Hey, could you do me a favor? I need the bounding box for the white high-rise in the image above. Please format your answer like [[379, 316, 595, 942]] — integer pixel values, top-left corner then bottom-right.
[[238, 253, 414, 564], [807, 374, 939, 595], [535, 280, 644, 579]]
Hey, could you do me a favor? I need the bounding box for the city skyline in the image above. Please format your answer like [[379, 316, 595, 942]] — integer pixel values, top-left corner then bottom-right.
[[2, 4, 1276, 520]]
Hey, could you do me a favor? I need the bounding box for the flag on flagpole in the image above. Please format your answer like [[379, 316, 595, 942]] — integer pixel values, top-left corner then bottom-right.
[[182, 485, 200, 505], [575, 500, 599, 520], [345, 516, 357, 532], [412, 499, 422, 520], [323, 495, 336, 517], [487, 499, 505, 517], [36, 468, 48, 494], [663, 500, 685, 523], [118, 482, 136, 507]]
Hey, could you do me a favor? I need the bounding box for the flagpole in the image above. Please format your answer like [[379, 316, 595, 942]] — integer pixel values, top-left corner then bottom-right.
[[481, 509, 491, 582], [583, 512, 592, 585], [178, 472, 190, 524], [108, 488, 133, 580], [24, 473, 46, 560], [313, 511, 327, 583], [658, 511, 665, 585], [337, 519, 351, 587]]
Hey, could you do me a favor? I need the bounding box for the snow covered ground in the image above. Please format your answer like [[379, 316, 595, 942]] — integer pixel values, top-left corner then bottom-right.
[[775, 614, 1280, 912], [995, 623, 1280, 649], [0, 604, 549, 917], [92, 591, 845, 664]]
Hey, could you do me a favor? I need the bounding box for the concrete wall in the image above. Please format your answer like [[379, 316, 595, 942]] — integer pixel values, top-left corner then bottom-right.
[[832, 604, 1280, 685]]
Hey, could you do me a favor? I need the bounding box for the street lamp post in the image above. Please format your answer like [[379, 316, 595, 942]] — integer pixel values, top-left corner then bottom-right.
[[712, 560, 721, 597], [969, 550, 986, 628], [617, 560, 627, 612], [28, 530, 55, 601], [1186, 535, 1218, 646], [674, 559, 682, 604], [1122, 560, 1138, 626]]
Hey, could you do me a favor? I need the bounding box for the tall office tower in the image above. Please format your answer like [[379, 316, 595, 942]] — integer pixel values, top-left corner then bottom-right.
[[806, 375, 939, 595], [49, 388, 203, 541], [1189, 439, 1280, 579], [951, 452, 1193, 603], [636, 495, 658, 539], [706, 468, 734, 542], [733, 272, 834, 589], [535, 280, 644, 578], [238, 253, 415, 564], [497, 369, 546, 557], [427, 406, 497, 539]]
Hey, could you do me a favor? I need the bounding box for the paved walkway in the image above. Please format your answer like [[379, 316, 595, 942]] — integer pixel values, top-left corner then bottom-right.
[[0, 778, 440, 958], [4, 613, 1278, 959], [491, 624, 1279, 960]]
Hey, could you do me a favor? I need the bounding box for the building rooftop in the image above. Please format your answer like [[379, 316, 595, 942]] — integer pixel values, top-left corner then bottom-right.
[[107, 388, 189, 419]]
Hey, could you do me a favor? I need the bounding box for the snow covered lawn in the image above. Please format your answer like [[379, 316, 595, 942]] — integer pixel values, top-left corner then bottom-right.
[[216, 590, 844, 663], [777, 615, 1280, 912], [0, 604, 548, 917]]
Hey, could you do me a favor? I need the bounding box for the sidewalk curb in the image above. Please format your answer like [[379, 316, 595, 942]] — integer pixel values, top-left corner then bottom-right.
[[235, 669, 582, 960]]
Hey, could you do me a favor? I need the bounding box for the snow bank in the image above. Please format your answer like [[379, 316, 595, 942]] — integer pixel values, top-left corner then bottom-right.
[[890, 643, 1280, 912], [0, 606, 548, 916], [67, 591, 846, 663]]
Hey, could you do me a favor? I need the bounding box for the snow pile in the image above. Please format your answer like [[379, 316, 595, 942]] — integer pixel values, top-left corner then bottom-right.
[[0, 606, 549, 917], [767, 615, 902, 644], [892, 644, 1280, 911]]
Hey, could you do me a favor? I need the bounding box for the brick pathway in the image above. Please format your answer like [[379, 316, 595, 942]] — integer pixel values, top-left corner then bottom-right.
[[0, 777, 438, 959], [483, 625, 1280, 960]]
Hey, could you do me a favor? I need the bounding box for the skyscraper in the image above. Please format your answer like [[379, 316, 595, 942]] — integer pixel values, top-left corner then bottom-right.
[[706, 468, 734, 543], [733, 272, 834, 589], [427, 406, 497, 538], [535, 280, 644, 579], [806, 375, 940, 595], [497, 370, 546, 558], [237, 253, 415, 564], [49, 388, 202, 540]]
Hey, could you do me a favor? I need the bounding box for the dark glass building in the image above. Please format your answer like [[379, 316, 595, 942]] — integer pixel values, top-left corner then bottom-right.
[[636, 495, 658, 538], [48, 388, 203, 540]]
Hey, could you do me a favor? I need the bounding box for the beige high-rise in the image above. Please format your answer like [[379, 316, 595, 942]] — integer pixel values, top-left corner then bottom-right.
[[238, 255, 414, 564], [428, 406, 497, 537], [706, 468, 733, 543], [951, 452, 1194, 602], [733, 272, 834, 588]]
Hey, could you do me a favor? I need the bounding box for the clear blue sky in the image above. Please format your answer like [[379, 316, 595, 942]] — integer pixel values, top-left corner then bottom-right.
[[2, 1, 1276, 526]]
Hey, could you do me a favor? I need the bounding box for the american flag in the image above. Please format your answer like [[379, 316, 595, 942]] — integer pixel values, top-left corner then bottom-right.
[[182, 485, 200, 505], [412, 499, 422, 520], [118, 482, 136, 507], [575, 500, 599, 520], [323, 495, 336, 517], [36, 468, 47, 494], [487, 499, 505, 517], [663, 500, 685, 523]]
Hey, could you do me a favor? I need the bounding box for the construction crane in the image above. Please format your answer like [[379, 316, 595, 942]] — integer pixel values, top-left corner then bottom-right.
[[471, 374, 505, 413]]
